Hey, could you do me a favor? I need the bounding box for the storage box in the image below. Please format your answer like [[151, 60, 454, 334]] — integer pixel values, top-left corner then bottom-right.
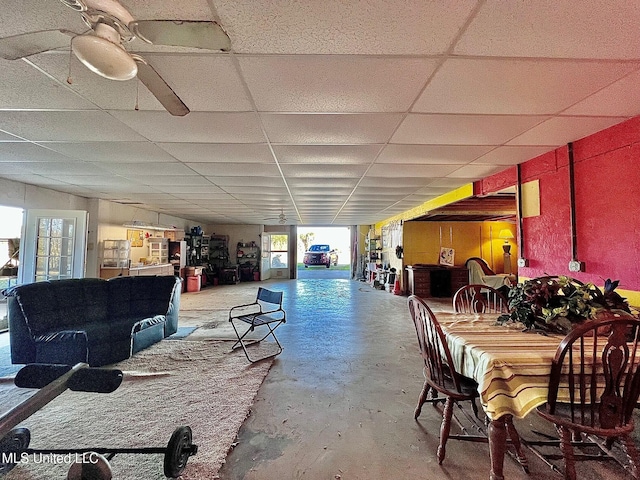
[[164, 229, 185, 241]]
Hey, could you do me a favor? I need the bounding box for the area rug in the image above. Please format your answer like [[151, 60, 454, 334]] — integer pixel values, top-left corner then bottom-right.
[[0, 339, 274, 479], [0, 345, 22, 378], [166, 326, 198, 340]]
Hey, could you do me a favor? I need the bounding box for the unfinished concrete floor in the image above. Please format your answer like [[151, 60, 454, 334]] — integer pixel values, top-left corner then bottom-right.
[[184, 274, 633, 480]]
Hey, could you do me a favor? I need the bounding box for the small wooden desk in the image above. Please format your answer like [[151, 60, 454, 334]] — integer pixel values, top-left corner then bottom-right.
[[406, 264, 468, 297]]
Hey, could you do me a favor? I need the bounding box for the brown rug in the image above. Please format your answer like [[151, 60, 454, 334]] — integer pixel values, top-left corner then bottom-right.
[[0, 339, 274, 479]]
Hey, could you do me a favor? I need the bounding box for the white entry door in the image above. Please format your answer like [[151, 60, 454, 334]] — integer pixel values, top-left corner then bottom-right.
[[18, 209, 88, 284]]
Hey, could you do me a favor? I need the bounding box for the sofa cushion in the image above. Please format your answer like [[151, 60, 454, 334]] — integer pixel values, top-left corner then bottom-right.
[[107, 276, 133, 319], [13, 279, 109, 336], [127, 276, 176, 318]]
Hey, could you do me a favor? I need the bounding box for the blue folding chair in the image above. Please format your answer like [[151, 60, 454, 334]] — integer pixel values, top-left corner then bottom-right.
[[229, 288, 286, 363]]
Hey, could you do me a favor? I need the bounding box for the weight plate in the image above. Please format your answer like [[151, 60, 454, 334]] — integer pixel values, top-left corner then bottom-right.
[[164, 426, 197, 478], [0, 427, 30, 474], [66, 452, 112, 480]]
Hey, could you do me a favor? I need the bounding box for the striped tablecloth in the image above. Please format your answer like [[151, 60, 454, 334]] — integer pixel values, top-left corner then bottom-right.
[[436, 312, 565, 420]]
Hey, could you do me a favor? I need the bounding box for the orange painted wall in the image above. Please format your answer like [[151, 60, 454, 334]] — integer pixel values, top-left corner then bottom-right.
[[402, 221, 516, 273]]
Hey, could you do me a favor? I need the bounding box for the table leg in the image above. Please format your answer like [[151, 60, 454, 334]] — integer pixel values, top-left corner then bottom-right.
[[488, 417, 507, 480]]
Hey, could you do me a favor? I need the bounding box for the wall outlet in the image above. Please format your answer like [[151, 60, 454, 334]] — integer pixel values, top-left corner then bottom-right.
[[517, 258, 529, 268], [568, 259, 584, 272]]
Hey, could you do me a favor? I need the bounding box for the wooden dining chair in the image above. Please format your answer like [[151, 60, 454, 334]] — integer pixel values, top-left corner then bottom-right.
[[535, 312, 640, 479], [452, 284, 509, 314], [408, 295, 529, 469]]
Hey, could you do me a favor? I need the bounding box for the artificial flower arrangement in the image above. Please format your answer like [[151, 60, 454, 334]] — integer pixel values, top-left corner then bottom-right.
[[496, 276, 634, 334]]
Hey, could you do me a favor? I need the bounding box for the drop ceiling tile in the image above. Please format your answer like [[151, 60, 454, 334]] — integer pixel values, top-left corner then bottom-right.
[[427, 178, 473, 188], [43, 141, 180, 163], [217, 0, 476, 54], [286, 178, 358, 188], [0, 111, 145, 142], [0, 131, 22, 141], [187, 162, 281, 176], [447, 164, 505, 179], [0, 143, 80, 163], [358, 177, 429, 188], [158, 143, 274, 163], [98, 162, 198, 176], [110, 112, 265, 143], [507, 116, 628, 146], [280, 164, 366, 178], [349, 193, 408, 201], [126, 175, 213, 186], [391, 114, 549, 145], [455, 0, 640, 59], [0, 0, 85, 37], [133, 55, 252, 112], [563, 69, 640, 116], [376, 144, 492, 164], [232, 194, 290, 201], [154, 184, 225, 194], [206, 177, 284, 187], [239, 56, 437, 112], [224, 185, 288, 194], [164, 192, 233, 200], [0, 174, 70, 186], [261, 114, 403, 144], [413, 58, 639, 115], [290, 187, 354, 196], [294, 197, 346, 204], [367, 164, 459, 178], [0, 59, 96, 110], [473, 146, 555, 165], [0, 161, 112, 176], [44, 175, 137, 186], [27, 54, 160, 112], [273, 145, 382, 164]]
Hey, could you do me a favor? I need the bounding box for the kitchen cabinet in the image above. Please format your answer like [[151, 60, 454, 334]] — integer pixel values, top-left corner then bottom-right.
[[147, 238, 169, 264]]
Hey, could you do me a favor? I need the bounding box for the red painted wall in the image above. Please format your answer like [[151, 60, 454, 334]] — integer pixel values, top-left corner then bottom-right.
[[477, 116, 640, 292]]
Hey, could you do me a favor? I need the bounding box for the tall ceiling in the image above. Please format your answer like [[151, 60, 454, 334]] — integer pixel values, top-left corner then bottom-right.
[[1, 1, 639, 226]]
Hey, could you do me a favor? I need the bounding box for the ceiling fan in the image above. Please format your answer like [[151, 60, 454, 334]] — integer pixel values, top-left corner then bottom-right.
[[0, 0, 231, 116], [264, 209, 294, 225]]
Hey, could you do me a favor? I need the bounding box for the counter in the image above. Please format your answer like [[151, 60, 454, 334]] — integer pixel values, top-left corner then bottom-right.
[[99, 264, 174, 279]]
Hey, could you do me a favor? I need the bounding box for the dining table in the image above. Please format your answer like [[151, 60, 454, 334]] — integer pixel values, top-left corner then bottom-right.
[[435, 311, 569, 480]]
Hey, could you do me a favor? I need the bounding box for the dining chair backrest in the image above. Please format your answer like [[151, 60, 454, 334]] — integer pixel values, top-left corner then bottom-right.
[[452, 284, 509, 314], [407, 295, 464, 396], [545, 312, 640, 429]]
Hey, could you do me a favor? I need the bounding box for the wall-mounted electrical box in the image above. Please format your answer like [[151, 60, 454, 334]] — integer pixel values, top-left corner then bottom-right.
[[517, 258, 529, 268], [568, 259, 584, 272]]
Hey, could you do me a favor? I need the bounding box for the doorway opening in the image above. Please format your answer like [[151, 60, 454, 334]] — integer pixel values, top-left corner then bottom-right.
[[0, 205, 23, 332], [297, 226, 351, 279]]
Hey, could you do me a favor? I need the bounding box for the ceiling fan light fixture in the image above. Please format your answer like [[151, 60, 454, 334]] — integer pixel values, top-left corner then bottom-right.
[[71, 30, 137, 81]]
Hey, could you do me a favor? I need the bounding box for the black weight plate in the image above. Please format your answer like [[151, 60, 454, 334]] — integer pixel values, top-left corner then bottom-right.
[[15, 364, 72, 389], [163, 426, 196, 478], [0, 427, 30, 474], [67, 452, 112, 480], [68, 368, 123, 393]]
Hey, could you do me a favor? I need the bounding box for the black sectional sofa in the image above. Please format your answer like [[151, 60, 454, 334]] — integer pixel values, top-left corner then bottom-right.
[[5, 275, 181, 367]]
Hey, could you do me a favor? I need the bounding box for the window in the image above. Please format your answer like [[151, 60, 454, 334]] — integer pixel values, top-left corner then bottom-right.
[[270, 234, 288, 269]]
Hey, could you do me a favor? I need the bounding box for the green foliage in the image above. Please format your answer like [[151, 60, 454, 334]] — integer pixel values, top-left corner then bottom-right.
[[299, 233, 315, 252], [497, 276, 631, 333]]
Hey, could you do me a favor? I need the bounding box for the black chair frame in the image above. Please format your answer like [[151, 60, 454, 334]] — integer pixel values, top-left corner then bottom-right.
[[229, 287, 286, 363]]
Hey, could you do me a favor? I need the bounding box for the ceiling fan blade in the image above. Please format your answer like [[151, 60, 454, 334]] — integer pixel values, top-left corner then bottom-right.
[[133, 56, 189, 117], [0, 29, 75, 60], [130, 20, 231, 51]]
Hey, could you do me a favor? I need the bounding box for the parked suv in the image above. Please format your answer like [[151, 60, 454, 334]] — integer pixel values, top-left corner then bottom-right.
[[303, 244, 338, 268]]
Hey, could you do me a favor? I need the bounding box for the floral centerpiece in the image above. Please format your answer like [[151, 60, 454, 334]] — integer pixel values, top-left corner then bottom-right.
[[497, 276, 634, 334]]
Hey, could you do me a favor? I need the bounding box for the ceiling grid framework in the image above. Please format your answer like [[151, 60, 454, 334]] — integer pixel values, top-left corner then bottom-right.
[[0, 0, 639, 225]]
